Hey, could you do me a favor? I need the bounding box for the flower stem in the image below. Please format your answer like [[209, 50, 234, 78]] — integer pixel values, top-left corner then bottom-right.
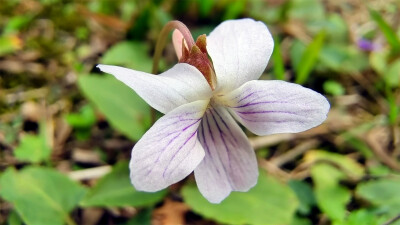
[[152, 20, 195, 74]]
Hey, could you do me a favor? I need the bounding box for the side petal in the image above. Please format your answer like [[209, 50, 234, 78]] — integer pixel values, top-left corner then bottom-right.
[[221, 80, 330, 136], [97, 63, 212, 114], [130, 100, 208, 192], [194, 106, 258, 203], [207, 18, 274, 92]]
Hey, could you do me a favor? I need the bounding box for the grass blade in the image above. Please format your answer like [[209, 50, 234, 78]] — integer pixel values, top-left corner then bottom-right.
[[295, 30, 326, 84], [370, 9, 400, 53], [272, 36, 286, 80]]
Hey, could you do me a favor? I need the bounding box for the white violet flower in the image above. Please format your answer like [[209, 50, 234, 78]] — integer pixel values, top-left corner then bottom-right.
[[97, 18, 330, 203]]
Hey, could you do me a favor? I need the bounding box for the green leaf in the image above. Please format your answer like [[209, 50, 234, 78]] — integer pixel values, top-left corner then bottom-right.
[[386, 88, 399, 125], [289, 180, 316, 215], [248, 0, 286, 24], [288, 0, 325, 21], [356, 179, 400, 206], [305, 150, 364, 179], [369, 47, 389, 75], [196, 0, 215, 17], [0, 35, 21, 57], [341, 134, 374, 158], [318, 44, 368, 73], [291, 216, 312, 225], [124, 208, 152, 225], [356, 178, 400, 223], [311, 164, 351, 222], [344, 209, 379, 225], [65, 104, 96, 129], [3, 15, 33, 34], [182, 171, 298, 225], [13, 123, 51, 163], [383, 59, 400, 88], [312, 14, 347, 43], [65, 104, 97, 140], [100, 41, 153, 73], [370, 9, 400, 53], [295, 30, 326, 84], [272, 36, 286, 80], [78, 74, 151, 141], [223, 0, 246, 20], [0, 167, 86, 225], [323, 80, 345, 96], [7, 210, 22, 225], [290, 40, 306, 72], [81, 161, 166, 207]]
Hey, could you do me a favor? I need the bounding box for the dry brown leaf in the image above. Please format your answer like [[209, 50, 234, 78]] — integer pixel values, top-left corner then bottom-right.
[[152, 199, 189, 225]]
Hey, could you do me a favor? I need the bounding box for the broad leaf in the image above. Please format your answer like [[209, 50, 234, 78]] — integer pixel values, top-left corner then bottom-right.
[[100, 41, 153, 73], [384, 59, 400, 88], [78, 74, 151, 141], [182, 171, 298, 225], [356, 179, 400, 225], [289, 180, 316, 215], [323, 80, 345, 96], [65, 104, 96, 129], [13, 123, 51, 163], [311, 164, 351, 222], [0, 167, 86, 225], [356, 179, 400, 206], [81, 161, 166, 207]]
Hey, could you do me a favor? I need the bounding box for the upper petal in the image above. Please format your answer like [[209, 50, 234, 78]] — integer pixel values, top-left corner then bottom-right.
[[97, 63, 212, 114], [194, 105, 258, 203], [207, 18, 274, 92], [221, 80, 330, 136], [130, 100, 208, 192]]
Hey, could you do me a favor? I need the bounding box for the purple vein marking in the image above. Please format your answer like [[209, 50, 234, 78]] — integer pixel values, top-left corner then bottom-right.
[[209, 108, 233, 185], [206, 110, 232, 188], [143, 118, 201, 177], [236, 110, 299, 115], [198, 116, 221, 176], [199, 120, 211, 156], [237, 92, 256, 103], [213, 107, 238, 146], [162, 131, 197, 178], [234, 101, 289, 108], [212, 107, 248, 183], [237, 113, 306, 125]]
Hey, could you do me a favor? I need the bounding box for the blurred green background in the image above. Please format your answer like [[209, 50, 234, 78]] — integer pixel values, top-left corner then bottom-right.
[[1, 0, 400, 224]]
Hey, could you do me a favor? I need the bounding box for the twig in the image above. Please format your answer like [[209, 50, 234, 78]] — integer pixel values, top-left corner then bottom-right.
[[382, 213, 400, 225], [258, 159, 291, 181], [365, 129, 400, 171], [270, 139, 320, 167], [68, 165, 111, 181], [249, 133, 294, 149]]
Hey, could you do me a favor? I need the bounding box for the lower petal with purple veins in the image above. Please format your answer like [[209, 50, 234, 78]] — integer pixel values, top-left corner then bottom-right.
[[194, 105, 258, 203], [129, 100, 209, 192]]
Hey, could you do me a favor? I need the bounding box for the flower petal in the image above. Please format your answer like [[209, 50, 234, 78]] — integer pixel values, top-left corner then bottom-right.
[[194, 106, 258, 203], [97, 63, 212, 114], [207, 18, 274, 92], [130, 100, 208, 192], [221, 80, 330, 136]]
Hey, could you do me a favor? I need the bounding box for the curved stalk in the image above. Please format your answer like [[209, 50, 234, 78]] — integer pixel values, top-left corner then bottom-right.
[[152, 20, 195, 74]]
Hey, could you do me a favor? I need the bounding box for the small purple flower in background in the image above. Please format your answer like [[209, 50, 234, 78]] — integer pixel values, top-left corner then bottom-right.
[[357, 38, 381, 51], [97, 19, 330, 203]]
